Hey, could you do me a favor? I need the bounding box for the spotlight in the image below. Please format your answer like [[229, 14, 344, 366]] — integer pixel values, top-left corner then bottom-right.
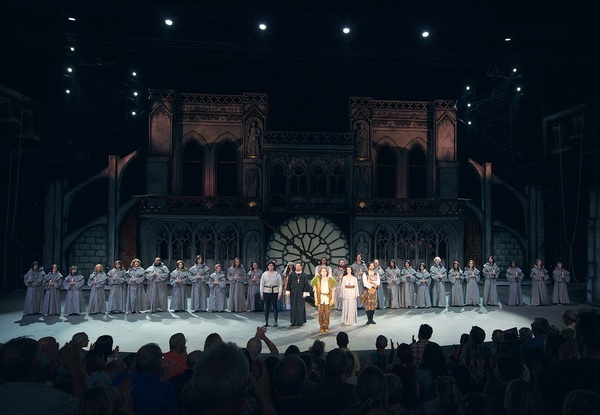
[[516, 87, 521, 92], [467, 103, 471, 107], [67, 17, 76, 22], [65, 89, 71, 94], [504, 37, 511, 42], [132, 71, 137, 77], [422, 31, 429, 38], [133, 91, 138, 96], [70, 46, 75, 52], [165, 19, 173, 26], [342, 27, 350, 34], [67, 67, 73, 73], [465, 86, 470, 91], [512, 68, 517, 73], [258, 23, 267, 30], [131, 111, 136, 116], [467, 121, 472, 125]]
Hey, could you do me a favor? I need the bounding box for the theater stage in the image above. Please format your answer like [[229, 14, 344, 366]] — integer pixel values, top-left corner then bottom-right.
[[0, 284, 592, 355]]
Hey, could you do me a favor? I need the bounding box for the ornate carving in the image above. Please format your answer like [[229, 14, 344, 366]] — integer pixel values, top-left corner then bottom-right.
[[247, 120, 262, 157], [264, 131, 352, 146], [353, 122, 369, 159]]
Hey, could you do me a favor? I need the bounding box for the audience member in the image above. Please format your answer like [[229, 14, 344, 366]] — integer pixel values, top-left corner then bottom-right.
[[422, 375, 462, 415], [365, 334, 389, 373], [389, 342, 418, 409], [482, 354, 524, 402], [307, 339, 326, 383], [562, 389, 600, 415], [337, 331, 361, 376], [410, 324, 433, 367], [503, 379, 546, 415], [203, 332, 223, 351], [385, 373, 413, 415], [451, 341, 487, 395], [162, 333, 188, 381], [456, 392, 505, 415], [77, 383, 134, 415], [560, 309, 577, 341], [341, 365, 388, 415], [416, 342, 448, 406]]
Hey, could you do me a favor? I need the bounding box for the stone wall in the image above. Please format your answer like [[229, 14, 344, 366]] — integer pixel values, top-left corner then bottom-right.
[[492, 227, 526, 271], [68, 225, 108, 276]]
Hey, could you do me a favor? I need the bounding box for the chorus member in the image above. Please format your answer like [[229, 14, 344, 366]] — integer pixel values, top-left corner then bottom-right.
[[280, 262, 295, 311], [448, 261, 465, 307], [188, 255, 210, 312], [287, 263, 311, 326], [341, 267, 359, 325], [373, 259, 386, 309], [552, 261, 571, 305], [530, 259, 549, 306], [126, 258, 146, 313], [311, 266, 338, 332], [315, 257, 333, 278], [146, 257, 169, 312], [430, 256, 447, 308], [463, 260, 481, 306], [23, 261, 45, 315], [107, 260, 126, 313], [170, 260, 188, 312], [227, 258, 246, 312], [351, 254, 367, 309], [386, 259, 401, 309], [505, 260, 524, 305], [415, 263, 432, 308], [63, 265, 85, 315], [42, 264, 63, 316], [401, 260, 416, 308], [208, 263, 227, 312], [361, 262, 380, 325], [246, 261, 262, 311], [333, 259, 346, 311], [88, 264, 108, 315], [482, 255, 500, 306], [260, 261, 283, 327]]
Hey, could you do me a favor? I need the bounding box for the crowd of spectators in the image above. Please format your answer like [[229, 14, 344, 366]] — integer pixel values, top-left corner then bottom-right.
[[1, 308, 600, 415]]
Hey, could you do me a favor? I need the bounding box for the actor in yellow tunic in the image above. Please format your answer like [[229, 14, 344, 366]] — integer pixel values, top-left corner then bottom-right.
[[311, 267, 338, 332]]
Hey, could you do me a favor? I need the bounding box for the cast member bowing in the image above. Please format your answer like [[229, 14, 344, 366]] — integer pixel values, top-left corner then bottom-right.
[[311, 266, 338, 332], [286, 263, 311, 327], [482, 255, 500, 306], [361, 262, 380, 325], [88, 264, 108, 315]]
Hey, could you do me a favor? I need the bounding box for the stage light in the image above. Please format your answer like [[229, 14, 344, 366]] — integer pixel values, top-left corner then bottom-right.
[[67, 67, 73, 73], [259, 23, 267, 30], [132, 71, 137, 77], [70, 46, 75, 52], [165, 19, 173, 26], [422, 31, 429, 38], [516, 87, 521, 92], [504, 37, 511, 42], [467, 103, 471, 107], [465, 86, 471, 91], [467, 121, 472, 125], [342, 27, 350, 34], [133, 91, 138, 96], [512, 68, 517, 73], [67, 17, 76, 22], [65, 89, 71, 94], [131, 111, 136, 116]]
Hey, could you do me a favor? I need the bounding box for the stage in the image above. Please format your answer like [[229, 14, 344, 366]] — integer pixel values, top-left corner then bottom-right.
[[0, 284, 592, 355]]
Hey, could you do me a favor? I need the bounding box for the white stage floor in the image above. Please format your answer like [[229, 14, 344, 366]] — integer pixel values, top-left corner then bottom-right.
[[0, 285, 592, 355]]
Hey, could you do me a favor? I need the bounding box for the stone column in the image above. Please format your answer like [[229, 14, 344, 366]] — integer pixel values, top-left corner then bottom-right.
[[588, 189, 599, 304]]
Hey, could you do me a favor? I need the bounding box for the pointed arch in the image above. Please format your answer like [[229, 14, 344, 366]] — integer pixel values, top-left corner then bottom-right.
[[182, 140, 204, 195], [408, 145, 427, 198], [377, 145, 396, 198], [216, 140, 239, 196]]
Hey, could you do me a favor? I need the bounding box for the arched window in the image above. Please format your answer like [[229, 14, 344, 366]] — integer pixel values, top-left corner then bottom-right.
[[377, 145, 396, 198], [408, 147, 426, 198], [216, 141, 238, 196], [182, 141, 203, 195]]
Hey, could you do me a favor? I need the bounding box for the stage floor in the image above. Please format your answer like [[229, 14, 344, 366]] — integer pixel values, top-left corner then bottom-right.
[[0, 284, 593, 355]]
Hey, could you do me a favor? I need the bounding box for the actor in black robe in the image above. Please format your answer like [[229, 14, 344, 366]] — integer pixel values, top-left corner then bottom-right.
[[286, 263, 312, 326]]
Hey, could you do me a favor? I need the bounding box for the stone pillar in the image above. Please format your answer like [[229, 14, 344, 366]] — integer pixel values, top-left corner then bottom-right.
[[147, 91, 174, 194], [588, 189, 599, 304]]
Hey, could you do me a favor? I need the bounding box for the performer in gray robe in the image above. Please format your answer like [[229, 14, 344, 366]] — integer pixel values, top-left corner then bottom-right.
[[373, 259, 386, 309], [332, 259, 346, 311], [126, 258, 146, 313], [401, 260, 416, 308], [505, 260, 524, 306], [88, 264, 108, 315], [246, 261, 263, 311], [385, 260, 401, 309], [415, 263, 432, 308], [463, 260, 481, 306], [189, 255, 210, 312], [286, 263, 311, 326], [23, 261, 45, 314], [530, 259, 549, 306], [208, 263, 227, 312], [448, 261, 465, 306], [350, 255, 367, 309], [42, 264, 63, 316], [227, 258, 247, 312], [107, 260, 126, 313], [552, 261, 571, 305], [482, 255, 500, 306], [430, 257, 447, 308], [63, 266, 86, 315], [170, 260, 188, 312], [146, 257, 169, 312]]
